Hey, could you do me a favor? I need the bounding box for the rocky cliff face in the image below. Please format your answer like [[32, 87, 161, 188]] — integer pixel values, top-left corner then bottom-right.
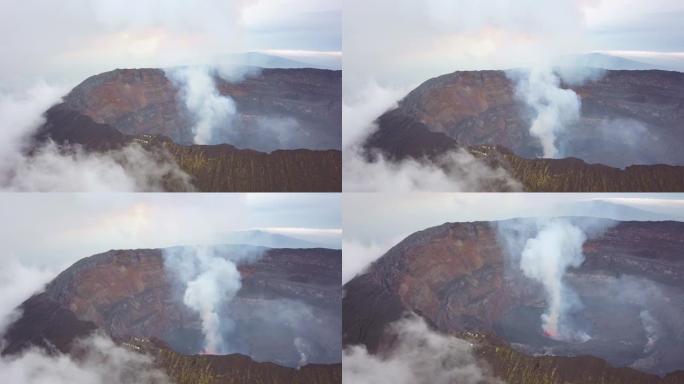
[[343, 219, 684, 383], [365, 69, 684, 191], [3, 246, 342, 383], [62, 68, 341, 150], [35, 67, 341, 192]]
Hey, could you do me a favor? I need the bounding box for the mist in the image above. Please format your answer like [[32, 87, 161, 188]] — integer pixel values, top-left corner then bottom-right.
[[0, 84, 194, 192], [343, 314, 505, 384], [343, 81, 522, 191], [0, 258, 168, 384], [0, 334, 169, 384]]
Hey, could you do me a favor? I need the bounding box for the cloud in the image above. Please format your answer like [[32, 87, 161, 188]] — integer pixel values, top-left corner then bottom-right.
[[0, 258, 55, 338], [0, 258, 168, 384], [342, 236, 405, 284], [0, 84, 194, 192], [0, 0, 340, 91], [345, 0, 592, 88], [0, 334, 170, 384], [342, 81, 521, 191], [343, 314, 504, 384]]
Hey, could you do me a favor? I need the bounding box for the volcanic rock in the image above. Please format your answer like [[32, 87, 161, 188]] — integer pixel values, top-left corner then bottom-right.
[[365, 69, 684, 191], [35, 67, 342, 192], [3, 246, 342, 383], [343, 219, 684, 383]]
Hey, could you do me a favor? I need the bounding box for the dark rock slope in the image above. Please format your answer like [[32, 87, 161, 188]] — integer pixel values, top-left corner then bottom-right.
[[366, 69, 684, 191], [3, 246, 342, 384], [35, 67, 341, 192], [343, 219, 684, 383]]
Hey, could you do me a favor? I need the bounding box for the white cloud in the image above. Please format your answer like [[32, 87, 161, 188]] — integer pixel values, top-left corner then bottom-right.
[[0, 193, 338, 269], [0, 334, 170, 384], [0, 258, 55, 337], [342, 81, 521, 192], [343, 315, 504, 384], [0, 0, 340, 91], [0, 84, 194, 192]]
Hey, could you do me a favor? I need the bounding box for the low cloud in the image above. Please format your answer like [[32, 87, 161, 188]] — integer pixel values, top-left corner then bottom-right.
[[0, 259, 168, 384], [342, 236, 404, 283], [0, 334, 169, 384], [0, 84, 194, 192], [0, 258, 55, 338], [343, 314, 504, 384], [343, 81, 521, 191]]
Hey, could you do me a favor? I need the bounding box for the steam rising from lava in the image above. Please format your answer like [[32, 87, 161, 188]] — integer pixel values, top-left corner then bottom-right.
[[168, 67, 237, 146], [499, 218, 594, 342], [520, 219, 588, 340], [510, 68, 581, 158], [162, 245, 263, 354]]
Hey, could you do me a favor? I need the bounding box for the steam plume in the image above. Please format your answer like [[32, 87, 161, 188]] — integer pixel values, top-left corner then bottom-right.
[[511, 67, 581, 158], [519, 219, 589, 341], [168, 67, 237, 145], [162, 245, 264, 354]]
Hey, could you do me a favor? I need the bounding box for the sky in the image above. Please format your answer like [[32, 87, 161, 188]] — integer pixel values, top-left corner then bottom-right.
[[344, 0, 684, 94], [343, 193, 684, 282], [0, 0, 341, 92], [0, 193, 341, 271]]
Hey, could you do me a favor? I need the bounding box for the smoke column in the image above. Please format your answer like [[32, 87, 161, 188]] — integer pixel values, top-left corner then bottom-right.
[[519, 219, 589, 341], [169, 67, 237, 145], [164, 246, 242, 354], [513, 67, 581, 158]]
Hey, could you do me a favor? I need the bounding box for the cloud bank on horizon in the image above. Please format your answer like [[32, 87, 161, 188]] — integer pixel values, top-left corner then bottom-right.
[[0, 193, 341, 270], [0, 0, 341, 91], [345, 0, 684, 91]]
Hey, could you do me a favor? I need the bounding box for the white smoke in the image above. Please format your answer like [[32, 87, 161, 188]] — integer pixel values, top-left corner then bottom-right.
[[510, 67, 581, 158], [294, 337, 309, 369], [162, 245, 264, 355], [0, 83, 194, 191], [639, 310, 660, 354], [518, 218, 589, 341], [168, 66, 237, 145], [0, 334, 169, 384], [343, 314, 505, 384]]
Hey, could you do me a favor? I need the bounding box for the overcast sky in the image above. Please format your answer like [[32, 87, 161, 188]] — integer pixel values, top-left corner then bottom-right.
[[0, 0, 341, 91], [0, 193, 340, 271], [343, 193, 684, 282], [344, 0, 684, 94]]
